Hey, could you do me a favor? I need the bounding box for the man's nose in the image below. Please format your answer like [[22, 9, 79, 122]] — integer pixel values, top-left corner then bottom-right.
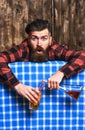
[[37, 39, 42, 46]]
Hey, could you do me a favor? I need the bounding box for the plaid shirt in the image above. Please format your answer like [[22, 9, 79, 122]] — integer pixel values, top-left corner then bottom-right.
[[0, 38, 85, 88]]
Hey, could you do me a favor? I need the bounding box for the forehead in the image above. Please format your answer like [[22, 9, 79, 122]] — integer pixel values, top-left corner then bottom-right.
[[29, 29, 50, 37]]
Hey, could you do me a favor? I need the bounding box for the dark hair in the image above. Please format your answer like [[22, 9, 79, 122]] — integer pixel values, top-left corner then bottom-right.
[[25, 19, 51, 34]]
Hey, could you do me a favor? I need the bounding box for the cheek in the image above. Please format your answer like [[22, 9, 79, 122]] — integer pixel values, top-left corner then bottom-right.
[[30, 41, 37, 49], [43, 41, 50, 49]]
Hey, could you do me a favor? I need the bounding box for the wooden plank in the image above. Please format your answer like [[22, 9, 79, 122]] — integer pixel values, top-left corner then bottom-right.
[[12, 0, 28, 45], [0, 0, 85, 51], [0, 0, 13, 51]]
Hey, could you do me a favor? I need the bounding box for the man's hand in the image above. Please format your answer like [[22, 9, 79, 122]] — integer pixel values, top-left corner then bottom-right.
[[14, 83, 40, 105], [48, 71, 64, 89]]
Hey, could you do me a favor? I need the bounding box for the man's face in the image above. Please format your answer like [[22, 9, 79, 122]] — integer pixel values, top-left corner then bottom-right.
[[28, 29, 52, 62]]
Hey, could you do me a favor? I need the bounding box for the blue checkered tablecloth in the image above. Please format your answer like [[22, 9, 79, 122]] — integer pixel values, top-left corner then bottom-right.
[[0, 61, 85, 130]]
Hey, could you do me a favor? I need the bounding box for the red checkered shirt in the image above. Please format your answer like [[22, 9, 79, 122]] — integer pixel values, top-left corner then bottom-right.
[[0, 38, 85, 88]]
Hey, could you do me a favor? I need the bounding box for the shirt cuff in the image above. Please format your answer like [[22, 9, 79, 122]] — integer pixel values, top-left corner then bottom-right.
[[59, 67, 75, 78], [5, 77, 20, 89]]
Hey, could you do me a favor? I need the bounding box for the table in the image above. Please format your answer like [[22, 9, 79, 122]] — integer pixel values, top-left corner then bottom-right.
[[0, 61, 85, 130]]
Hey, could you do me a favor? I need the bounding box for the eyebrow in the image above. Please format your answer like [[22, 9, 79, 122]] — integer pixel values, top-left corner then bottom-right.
[[30, 35, 49, 38]]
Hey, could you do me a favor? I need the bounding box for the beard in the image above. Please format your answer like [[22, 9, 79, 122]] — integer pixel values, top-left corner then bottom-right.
[[29, 46, 49, 62]]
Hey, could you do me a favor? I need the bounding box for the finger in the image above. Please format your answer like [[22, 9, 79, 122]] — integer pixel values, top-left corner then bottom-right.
[[21, 88, 36, 104], [48, 79, 54, 89], [55, 83, 59, 90], [50, 80, 54, 89], [22, 92, 34, 103], [53, 81, 57, 89], [48, 79, 51, 89], [48, 80, 59, 90], [29, 89, 40, 103], [31, 88, 41, 100], [27, 92, 38, 104], [32, 88, 40, 95]]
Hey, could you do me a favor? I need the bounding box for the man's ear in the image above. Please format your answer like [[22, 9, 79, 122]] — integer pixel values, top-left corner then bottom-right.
[[28, 35, 31, 42], [49, 36, 52, 46]]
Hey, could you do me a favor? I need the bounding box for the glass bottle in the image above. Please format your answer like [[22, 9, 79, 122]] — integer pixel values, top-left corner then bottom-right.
[[29, 80, 46, 110]]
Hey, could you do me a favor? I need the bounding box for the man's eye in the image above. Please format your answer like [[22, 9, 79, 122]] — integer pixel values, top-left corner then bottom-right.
[[42, 37, 48, 41], [31, 37, 37, 41]]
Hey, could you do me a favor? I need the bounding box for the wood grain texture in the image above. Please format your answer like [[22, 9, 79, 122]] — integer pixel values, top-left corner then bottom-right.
[[0, 0, 85, 51]]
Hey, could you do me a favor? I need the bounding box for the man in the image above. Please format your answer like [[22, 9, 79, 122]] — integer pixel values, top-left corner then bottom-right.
[[0, 19, 85, 105]]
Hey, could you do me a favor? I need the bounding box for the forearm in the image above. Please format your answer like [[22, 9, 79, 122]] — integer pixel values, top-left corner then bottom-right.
[[59, 52, 85, 78], [52, 42, 85, 78], [0, 54, 19, 88], [0, 39, 29, 88], [0, 69, 20, 88]]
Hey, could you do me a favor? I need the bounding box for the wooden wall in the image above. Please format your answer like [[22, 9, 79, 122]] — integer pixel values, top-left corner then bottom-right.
[[0, 0, 85, 51]]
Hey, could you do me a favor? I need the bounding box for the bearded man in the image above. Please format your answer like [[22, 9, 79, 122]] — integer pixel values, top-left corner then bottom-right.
[[0, 19, 85, 105]]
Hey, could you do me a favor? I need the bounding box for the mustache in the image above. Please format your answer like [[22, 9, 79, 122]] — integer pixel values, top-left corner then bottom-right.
[[33, 46, 45, 52]]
